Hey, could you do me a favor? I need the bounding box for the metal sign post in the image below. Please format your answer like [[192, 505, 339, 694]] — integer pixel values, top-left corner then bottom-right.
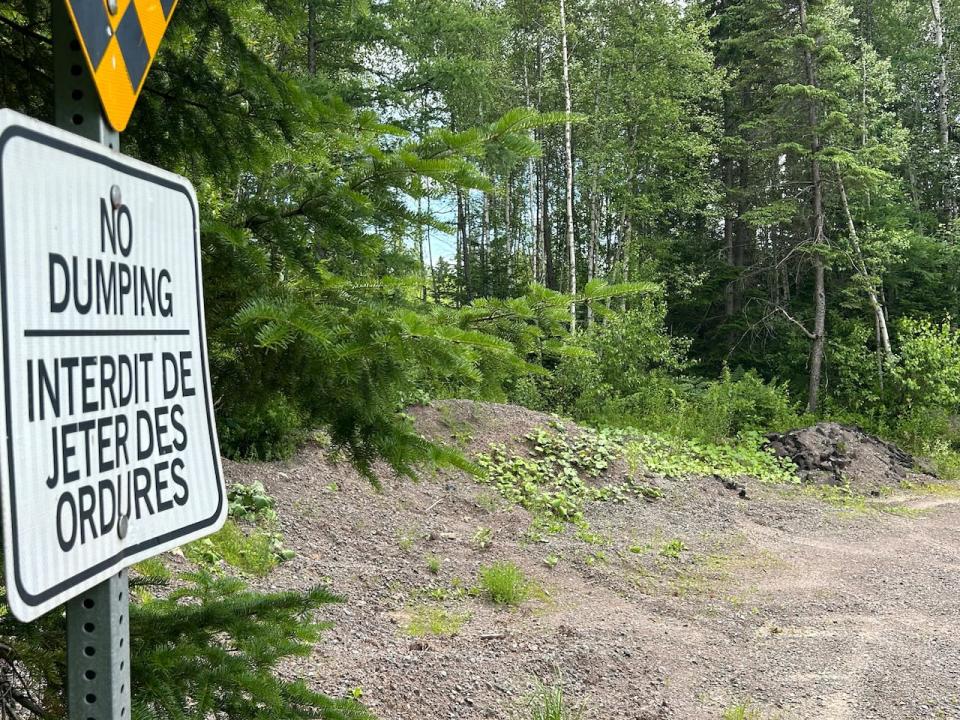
[[53, 4, 130, 719]]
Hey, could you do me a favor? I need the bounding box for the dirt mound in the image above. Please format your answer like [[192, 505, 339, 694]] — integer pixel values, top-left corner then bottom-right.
[[765, 422, 932, 489], [409, 399, 562, 453]]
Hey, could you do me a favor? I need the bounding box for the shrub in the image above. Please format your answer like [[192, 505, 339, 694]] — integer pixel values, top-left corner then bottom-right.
[[690, 368, 800, 442], [218, 393, 305, 461], [478, 562, 529, 605], [0, 572, 370, 719]]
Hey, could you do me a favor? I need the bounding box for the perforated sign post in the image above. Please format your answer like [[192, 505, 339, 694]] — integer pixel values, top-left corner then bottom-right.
[[0, 4, 225, 718]]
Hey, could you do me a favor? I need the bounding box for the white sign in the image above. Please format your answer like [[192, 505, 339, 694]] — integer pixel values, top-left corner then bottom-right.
[[0, 110, 226, 621]]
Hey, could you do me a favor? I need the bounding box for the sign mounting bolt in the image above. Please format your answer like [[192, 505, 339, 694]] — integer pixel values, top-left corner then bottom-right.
[[107, 0, 119, 15], [117, 514, 129, 540], [110, 185, 121, 210]]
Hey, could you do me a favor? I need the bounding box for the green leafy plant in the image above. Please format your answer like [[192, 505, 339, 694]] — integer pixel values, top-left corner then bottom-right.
[[659, 538, 687, 559], [626, 432, 798, 485], [475, 425, 655, 525], [426, 555, 442, 574], [472, 526, 494, 550], [185, 520, 294, 576], [228, 481, 279, 523]]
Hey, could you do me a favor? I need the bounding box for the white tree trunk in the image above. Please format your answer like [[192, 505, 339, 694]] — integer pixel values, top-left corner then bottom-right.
[[560, 0, 577, 330], [837, 171, 892, 367], [931, 0, 954, 218]]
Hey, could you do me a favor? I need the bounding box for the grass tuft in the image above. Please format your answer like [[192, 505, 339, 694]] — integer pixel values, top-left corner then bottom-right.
[[528, 681, 583, 720], [403, 605, 469, 637], [478, 561, 529, 605]]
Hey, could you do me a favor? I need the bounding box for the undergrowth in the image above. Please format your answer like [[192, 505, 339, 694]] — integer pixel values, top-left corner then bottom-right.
[[475, 424, 661, 525], [626, 432, 798, 485]]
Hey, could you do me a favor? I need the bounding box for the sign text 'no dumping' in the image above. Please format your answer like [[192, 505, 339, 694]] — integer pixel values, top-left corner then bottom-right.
[[0, 110, 225, 621]]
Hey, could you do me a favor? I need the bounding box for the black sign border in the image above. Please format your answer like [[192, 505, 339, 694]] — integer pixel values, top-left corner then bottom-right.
[[0, 122, 224, 610]]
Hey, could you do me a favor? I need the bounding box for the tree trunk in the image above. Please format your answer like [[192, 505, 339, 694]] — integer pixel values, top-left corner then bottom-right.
[[586, 182, 598, 326], [481, 193, 490, 297], [543, 153, 555, 289], [931, 0, 954, 219], [457, 190, 472, 303], [800, 0, 827, 413], [426, 196, 436, 302], [560, 0, 577, 330], [837, 170, 892, 374]]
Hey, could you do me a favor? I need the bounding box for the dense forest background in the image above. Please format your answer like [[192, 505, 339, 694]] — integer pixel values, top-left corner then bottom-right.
[[4, 0, 960, 474]]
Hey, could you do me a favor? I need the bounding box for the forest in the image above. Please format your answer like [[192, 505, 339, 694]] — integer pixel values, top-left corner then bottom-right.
[[3, 0, 960, 717], [4, 0, 959, 471]]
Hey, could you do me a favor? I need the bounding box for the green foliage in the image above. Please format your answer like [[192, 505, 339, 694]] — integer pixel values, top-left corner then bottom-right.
[[552, 301, 688, 419], [471, 526, 494, 550], [475, 425, 655, 524], [527, 681, 584, 720], [627, 433, 799, 485], [228, 481, 279, 523], [477, 562, 530, 606], [659, 539, 688, 559], [134, 557, 173, 584], [0, 573, 367, 719], [185, 520, 294, 576], [131, 573, 371, 720], [889, 317, 960, 445], [722, 703, 762, 720], [403, 605, 469, 637]]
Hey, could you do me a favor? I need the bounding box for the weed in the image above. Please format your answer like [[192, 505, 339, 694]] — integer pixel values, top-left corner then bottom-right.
[[722, 702, 762, 720], [426, 555, 442, 575], [227, 481, 278, 523], [659, 538, 687, 559], [398, 530, 419, 552], [475, 426, 653, 526], [472, 526, 494, 550], [626, 432, 798, 485], [132, 556, 171, 582], [527, 681, 583, 720], [575, 525, 609, 546], [185, 520, 290, 576], [403, 605, 469, 637], [478, 562, 529, 605], [475, 491, 503, 512], [543, 554, 560, 569]]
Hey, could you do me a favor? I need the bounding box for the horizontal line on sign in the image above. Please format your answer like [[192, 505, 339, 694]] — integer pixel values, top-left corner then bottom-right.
[[24, 329, 191, 337]]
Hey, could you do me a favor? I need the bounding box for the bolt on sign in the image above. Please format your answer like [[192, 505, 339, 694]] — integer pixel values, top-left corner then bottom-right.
[[64, 0, 180, 131], [0, 109, 226, 621]]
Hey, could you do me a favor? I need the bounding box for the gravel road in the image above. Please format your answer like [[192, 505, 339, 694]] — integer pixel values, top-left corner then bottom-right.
[[222, 401, 960, 720]]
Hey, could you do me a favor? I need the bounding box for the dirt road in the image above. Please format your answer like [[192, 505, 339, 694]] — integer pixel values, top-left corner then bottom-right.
[[225, 402, 960, 719]]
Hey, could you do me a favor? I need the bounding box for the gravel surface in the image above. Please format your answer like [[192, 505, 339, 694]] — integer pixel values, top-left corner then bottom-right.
[[220, 401, 960, 720]]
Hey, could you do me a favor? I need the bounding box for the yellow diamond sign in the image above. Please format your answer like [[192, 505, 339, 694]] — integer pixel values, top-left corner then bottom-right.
[[63, 0, 179, 132]]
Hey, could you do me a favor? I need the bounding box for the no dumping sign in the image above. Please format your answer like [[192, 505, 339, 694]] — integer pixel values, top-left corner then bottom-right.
[[0, 110, 225, 621]]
